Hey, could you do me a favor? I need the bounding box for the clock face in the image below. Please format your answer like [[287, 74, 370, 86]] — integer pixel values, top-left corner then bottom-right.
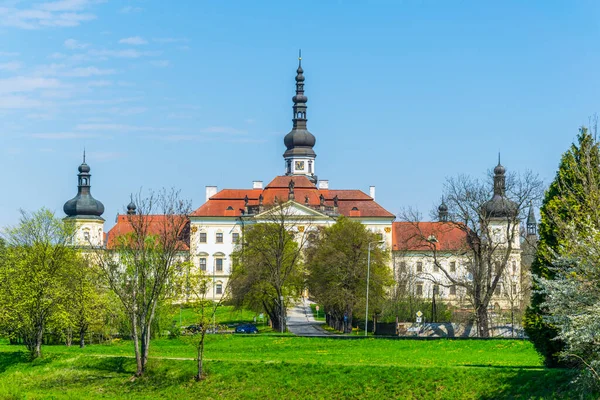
[[295, 161, 305, 171]]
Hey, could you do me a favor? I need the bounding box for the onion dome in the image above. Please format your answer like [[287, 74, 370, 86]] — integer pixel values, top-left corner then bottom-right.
[[438, 198, 449, 222], [63, 152, 105, 220], [482, 155, 517, 219], [283, 50, 316, 158], [126, 201, 137, 215]]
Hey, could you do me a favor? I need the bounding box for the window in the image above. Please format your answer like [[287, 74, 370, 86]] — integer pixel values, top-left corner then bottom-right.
[[434, 264, 439, 273], [450, 261, 456, 272], [399, 261, 406, 273], [199, 258, 207, 271], [416, 283, 423, 296], [83, 230, 90, 241], [232, 232, 240, 244], [216, 232, 223, 243], [450, 285, 456, 296], [216, 283, 223, 295], [494, 284, 501, 296], [416, 262, 423, 273], [216, 258, 223, 272], [199, 232, 207, 243], [512, 283, 517, 294], [512, 261, 517, 274], [433, 284, 440, 295]]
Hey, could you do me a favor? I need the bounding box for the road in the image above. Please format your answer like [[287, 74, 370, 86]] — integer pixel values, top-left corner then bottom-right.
[[286, 299, 330, 336]]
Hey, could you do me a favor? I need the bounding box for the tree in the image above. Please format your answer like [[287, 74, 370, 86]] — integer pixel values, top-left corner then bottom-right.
[[64, 257, 108, 348], [0, 209, 78, 358], [229, 204, 307, 332], [96, 189, 191, 377], [524, 126, 600, 373], [305, 217, 391, 333], [524, 127, 600, 367], [183, 264, 228, 381], [399, 162, 543, 337]]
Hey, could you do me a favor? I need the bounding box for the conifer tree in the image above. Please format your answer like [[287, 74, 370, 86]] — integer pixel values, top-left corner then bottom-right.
[[524, 126, 600, 367]]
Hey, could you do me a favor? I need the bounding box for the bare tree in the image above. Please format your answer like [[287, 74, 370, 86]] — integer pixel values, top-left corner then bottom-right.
[[398, 163, 543, 337], [96, 189, 191, 377]]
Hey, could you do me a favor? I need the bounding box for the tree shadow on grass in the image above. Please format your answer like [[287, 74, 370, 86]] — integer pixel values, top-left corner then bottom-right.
[[477, 367, 591, 399], [0, 352, 30, 373]]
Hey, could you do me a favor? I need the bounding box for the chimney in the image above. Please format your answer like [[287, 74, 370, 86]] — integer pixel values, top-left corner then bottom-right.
[[253, 180, 263, 189], [369, 186, 376, 200], [205, 186, 217, 202], [318, 180, 329, 190]]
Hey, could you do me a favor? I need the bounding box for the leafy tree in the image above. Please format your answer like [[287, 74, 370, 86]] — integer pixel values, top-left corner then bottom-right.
[[0, 209, 78, 359], [524, 127, 600, 367], [229, 204, 306, 332], [305, 217, 392, 333], [96, 189, 191, 377], [63, 257, 108, 348], [183, 264, 228, 381]]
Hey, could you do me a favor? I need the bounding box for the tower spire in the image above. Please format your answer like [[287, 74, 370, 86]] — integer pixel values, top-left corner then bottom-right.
[[283, 51, 317, 183], [527, 201, 537, 236]]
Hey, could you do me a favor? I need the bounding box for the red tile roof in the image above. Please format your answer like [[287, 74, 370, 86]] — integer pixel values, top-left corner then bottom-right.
[[392, 222, 467, 252], [190, 176, 395, 218], [106, 214, 190, 250]]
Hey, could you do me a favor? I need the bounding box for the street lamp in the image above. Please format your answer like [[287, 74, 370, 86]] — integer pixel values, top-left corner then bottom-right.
[[365, 240, 384, 336]]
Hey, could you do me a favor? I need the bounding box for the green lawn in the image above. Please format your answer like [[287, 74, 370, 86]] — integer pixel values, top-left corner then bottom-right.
[[0, 336, 587, 399], [174, 305, 270, 330]]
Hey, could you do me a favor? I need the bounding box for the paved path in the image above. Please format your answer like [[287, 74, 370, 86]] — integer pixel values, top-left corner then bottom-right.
[[286, 299, 330, 336]]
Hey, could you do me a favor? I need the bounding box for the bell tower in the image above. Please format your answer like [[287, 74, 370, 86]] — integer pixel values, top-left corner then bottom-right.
[[283, 50, 317, 183]]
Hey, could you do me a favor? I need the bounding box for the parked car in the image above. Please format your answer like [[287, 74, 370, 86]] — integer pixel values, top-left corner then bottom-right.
[[235, 323, 258, 334]]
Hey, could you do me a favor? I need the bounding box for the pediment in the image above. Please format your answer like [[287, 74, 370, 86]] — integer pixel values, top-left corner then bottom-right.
[[253, 200, 332, 220]]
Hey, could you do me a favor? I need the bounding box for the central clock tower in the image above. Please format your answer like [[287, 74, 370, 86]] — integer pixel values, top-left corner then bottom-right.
[[283, 51, 317, 183]]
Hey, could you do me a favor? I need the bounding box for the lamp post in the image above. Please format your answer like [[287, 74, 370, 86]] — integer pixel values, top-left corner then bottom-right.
[[365, 240, 384, 337]]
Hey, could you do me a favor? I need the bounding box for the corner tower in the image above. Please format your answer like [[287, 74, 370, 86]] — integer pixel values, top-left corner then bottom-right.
[[283, 51, 317, 183], [63, 152, 105, 247]]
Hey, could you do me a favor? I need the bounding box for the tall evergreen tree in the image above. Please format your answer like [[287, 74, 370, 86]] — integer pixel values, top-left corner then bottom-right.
[[524, 127, 600, 367]]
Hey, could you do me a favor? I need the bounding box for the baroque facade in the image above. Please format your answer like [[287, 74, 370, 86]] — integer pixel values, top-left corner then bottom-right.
[[63, 56, 537, 310]]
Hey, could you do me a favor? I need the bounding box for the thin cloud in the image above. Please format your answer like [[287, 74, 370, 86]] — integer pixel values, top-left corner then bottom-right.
[[0, 51, 20, 57], [66, 66, 116, 77], [64, 38, 89, 49], [29, 132, 102, 139], [153, 37, 188, 44], [0, 62, 21, 71], [88, 49, 160, 59], [75, 123, 175, 132], [0, 95, 44, 109], [199, 126, 247, 135], [0, 76, 61, 94], [150, 60, 170, 68], [119, 36, 147, 45], [0, 2, 98, 29], [87, 151, 126, 161], [120, 6, 143, 13]]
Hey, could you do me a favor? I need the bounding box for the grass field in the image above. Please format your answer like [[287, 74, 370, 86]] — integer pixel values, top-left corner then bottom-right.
[[0, 335, 588, 399]]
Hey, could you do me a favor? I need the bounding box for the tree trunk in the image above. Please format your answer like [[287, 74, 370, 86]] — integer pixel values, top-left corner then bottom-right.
[[79, 327, 86, 348], [196, 330, 206, 381], [65, 327, 72, 347], [476, 306, 489, 338], [131, 314, 143, 377], [33, 326, 43, 359]]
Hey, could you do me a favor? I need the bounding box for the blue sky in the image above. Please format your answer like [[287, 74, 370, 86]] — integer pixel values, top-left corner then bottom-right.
[[1, 0, 600, 228]]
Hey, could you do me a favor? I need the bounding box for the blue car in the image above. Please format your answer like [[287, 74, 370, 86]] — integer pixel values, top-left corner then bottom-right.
[[235, 323, 258, 334]]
